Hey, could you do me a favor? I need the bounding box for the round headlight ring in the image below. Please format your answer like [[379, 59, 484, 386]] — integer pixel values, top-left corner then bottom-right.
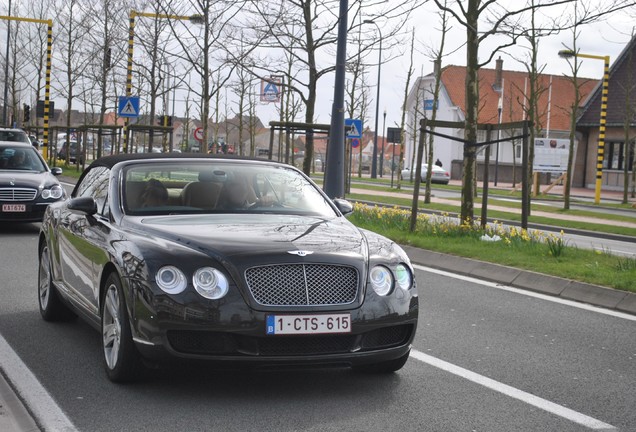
[[41, 189, 51, 199], [50, 185, 64, 199], [370, 265, 393, 296], [156, 266, 187, 294], [193, 267, 229, 300], [395, 264, 412, 290]]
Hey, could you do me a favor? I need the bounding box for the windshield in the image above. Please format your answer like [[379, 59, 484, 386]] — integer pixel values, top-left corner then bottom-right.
[[0, 129, 30, 144], [0, 145, 47, 172], [122, 160, 338, 217]]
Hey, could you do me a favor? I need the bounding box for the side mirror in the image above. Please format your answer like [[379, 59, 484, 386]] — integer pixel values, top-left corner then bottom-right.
[[67, 196, 97, 216], [333, 198, 353, 216], [51, 167, 63, 176]]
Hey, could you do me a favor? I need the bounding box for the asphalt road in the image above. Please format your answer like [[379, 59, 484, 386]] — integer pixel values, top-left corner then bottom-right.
[[1, 224, 635, 431]]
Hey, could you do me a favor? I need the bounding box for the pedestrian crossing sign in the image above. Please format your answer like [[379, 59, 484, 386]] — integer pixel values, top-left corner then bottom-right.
[[118, 96, 140, 118], [345, 118, 362, 138], [260, 77, 281, 103]]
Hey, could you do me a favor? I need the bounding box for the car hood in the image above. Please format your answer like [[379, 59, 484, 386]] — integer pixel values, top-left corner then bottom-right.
[[126, 213, 369, 262], [0, 170, 59, 188]]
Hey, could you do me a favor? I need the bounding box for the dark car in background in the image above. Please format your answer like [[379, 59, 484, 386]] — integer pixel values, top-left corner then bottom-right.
[[56, 140, 84, 164], [38, 153, 418, 382], [0, 143, 65, 222]]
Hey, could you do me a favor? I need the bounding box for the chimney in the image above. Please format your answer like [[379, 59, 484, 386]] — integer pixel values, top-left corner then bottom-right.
[[494, 57, 503, 92]]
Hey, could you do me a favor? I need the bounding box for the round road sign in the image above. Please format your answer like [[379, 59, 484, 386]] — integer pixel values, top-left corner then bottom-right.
[[194, 127, 204, 142], [351, 137, 360, 148]]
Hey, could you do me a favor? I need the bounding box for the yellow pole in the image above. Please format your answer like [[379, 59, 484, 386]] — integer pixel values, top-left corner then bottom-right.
[[123, 11, 136, 153], [594, 56, 610, 204], [0, 16, 53, 160], [43, 20, 52, 160]]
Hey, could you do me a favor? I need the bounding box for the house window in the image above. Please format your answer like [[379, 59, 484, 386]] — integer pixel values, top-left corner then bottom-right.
[[605, 140, 634, 171]]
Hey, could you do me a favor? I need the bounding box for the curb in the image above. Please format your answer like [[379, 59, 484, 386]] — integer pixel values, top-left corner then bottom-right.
[[401, 245, 636, 316]]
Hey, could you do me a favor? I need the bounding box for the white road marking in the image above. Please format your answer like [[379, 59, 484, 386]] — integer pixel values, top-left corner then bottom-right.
[[414, 264, 636, 322], [0, 334, 78, 432], [410, 349, 617, 431]]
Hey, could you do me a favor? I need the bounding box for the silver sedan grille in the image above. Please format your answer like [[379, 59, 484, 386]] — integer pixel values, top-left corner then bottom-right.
[[245, 264, 359, 306], [0, 188, 38, 201]]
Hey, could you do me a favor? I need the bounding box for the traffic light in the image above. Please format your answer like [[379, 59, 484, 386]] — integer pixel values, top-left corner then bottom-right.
[[166, 115, 172, 127], [23, 104, 30, 122]]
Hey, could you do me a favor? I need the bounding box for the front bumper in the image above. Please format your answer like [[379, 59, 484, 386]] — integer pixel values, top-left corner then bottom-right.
[[0, 201, 54, 222], [129, 278, 419, 368]]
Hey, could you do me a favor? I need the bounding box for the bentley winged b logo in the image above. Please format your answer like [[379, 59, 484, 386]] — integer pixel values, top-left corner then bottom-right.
[[287, 250, 314, 257]]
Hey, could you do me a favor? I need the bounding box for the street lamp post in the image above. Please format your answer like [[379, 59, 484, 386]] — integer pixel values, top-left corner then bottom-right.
[[558, 49, 610, 205], [324, 0, 348, 198], [380, 109, 386, 177], [364, 19, 382, 179]]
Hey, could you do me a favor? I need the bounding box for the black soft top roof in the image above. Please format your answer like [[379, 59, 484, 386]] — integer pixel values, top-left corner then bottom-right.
[[76, 153, 285, 186]]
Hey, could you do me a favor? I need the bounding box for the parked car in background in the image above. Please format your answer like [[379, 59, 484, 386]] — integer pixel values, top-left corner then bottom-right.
[[38, 153, 418, 382], [401, 164, 450, 184], [0, 143, 65, 222], [56, 140, 84, 164]]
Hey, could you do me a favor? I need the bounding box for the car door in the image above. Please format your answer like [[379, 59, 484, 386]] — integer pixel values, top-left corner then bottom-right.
[[57, 166, 111, 316]]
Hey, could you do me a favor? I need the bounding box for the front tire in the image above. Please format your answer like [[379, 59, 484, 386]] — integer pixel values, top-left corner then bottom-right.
[[38, 244, 75, 321], [102, 273, 142, 383]]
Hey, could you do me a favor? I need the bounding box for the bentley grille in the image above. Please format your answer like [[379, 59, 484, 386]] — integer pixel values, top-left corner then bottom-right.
[[245, 264, 359, 306], [0, 187, 37, 201]]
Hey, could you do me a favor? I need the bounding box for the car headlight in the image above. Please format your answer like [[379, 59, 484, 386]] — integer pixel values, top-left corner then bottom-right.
[[41, 185, 64, 199], [156, 266, 187, 294], [193, 267, 229, 300], [395, 264, 413, 290], [369, 265, 393, 296]]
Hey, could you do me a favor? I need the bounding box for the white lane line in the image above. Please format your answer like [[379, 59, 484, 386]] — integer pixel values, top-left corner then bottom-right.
[[0, 334, 78, 432], [414, 264, 636, 322], [410, 349, 617, 431]]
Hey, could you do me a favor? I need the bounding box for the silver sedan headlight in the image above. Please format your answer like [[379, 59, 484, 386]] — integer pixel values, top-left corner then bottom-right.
[[41, 185, 64, 199], [156, 266, 187, 294], [193, 267, 229, 300], [369, 265, 394, 296]]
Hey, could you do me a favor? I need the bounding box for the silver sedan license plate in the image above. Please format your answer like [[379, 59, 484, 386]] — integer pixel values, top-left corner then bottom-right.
[[2, 204, 26, 212], [266, 313, 351, 335]]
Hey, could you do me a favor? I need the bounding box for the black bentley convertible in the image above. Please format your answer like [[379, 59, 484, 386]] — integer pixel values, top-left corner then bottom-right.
[[38, 154, 418, 382]]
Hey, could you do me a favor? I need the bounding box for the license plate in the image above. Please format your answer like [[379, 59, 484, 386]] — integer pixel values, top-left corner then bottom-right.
[[266, 313, 351, 335], [2, 204, 26, 212]]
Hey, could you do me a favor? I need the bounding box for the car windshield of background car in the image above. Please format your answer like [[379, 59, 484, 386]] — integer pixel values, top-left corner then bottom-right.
[[0, 146, 47, 171], [122, 162, 338, 217], [0, 130, 30, 144]]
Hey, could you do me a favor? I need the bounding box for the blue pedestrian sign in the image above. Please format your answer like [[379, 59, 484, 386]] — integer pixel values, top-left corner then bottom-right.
[[345, 118, 362, 139], [118, 96, 140, 118]]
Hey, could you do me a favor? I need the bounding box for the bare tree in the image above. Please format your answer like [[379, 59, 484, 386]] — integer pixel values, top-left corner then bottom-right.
[[345, 14, 371, 179], [241, 0, 424, 175], [53, 0, 92, 162], [432, 0, 600, 221], [422, 4, 451, 203], [162, 0, 248, 154], [79, 0, 127, 157]]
